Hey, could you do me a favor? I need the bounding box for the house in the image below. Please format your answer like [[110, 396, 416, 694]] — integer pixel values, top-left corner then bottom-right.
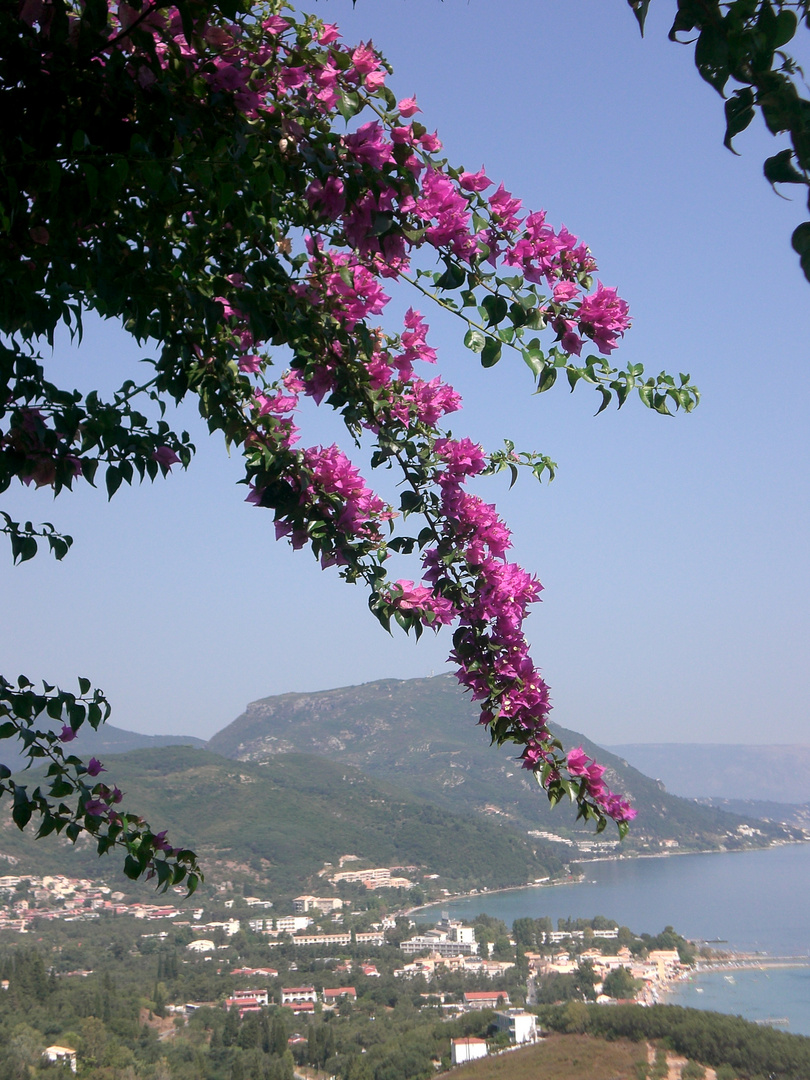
[[322, 987, 356, 1002], [495, 1009, 537, 1044], [355, 931, 385, 946], [400, 934, 477, 958], [226, 989, 269, 1015], [293, 896, 343, 914], [43, 1047, 77, 1073], [274, 916, 313, 934], [290, 933, 352, 948], [463, 991, 510, 1010], [450, 1038, 488, 1065], [232, 989, 269, 1004], [281, 986, 317, 1005], [287, 1000, 315, 1015], [185, 940, 216, 953], [226, 998, 264, 1017]]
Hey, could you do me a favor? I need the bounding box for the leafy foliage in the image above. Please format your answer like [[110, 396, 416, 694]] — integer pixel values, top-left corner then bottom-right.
[[1, 0, 702, 877], [0, 678, 200, 893], [629, 1, 810, 280], [541, 1000, 810, 1080]]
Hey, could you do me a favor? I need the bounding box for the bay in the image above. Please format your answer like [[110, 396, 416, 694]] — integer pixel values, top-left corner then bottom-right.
[[416, 843, 810, 1034], [666, 968, 810, 1037]]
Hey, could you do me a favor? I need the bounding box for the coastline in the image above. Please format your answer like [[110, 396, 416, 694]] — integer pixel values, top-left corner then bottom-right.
[[407, 839, 808, 918], [662, 958, 810, 1035], [694, 957, 810, 971]]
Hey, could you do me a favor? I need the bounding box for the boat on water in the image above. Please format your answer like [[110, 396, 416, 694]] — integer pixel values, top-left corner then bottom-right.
[[724, 975, 736, 984]]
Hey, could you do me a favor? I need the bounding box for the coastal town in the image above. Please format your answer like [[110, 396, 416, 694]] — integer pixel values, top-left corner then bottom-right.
[[0, 851, 807, 1080], [0, 862, 694, 1011]]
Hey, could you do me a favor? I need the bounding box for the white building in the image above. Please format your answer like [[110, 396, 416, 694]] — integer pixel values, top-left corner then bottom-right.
[[289, 932, 352, 947], [281, 986, 317, 1005], [436, 918, 476, 946], [293, 896, 343, 914], [495, 1009, 537, 1045], [451, 1038, 488, 1065], [43, 1047, 77, 1073], [400, 935, 477, 957], [274, 916, 314, 933], [186, 940, 216, 953], [355, 930, 385, 946]]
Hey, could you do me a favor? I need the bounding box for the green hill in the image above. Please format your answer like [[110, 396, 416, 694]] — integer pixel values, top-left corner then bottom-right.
[[0, 721, 205, 775], [206, 674, 797, 851], [0, 746, 564, 896]]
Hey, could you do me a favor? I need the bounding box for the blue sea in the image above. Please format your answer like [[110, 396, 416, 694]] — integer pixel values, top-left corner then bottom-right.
[[417, 843, 810, 1035]]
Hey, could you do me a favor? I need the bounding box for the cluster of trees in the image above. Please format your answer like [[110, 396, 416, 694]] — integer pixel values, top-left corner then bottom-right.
[[541, 1001, 810, 1080], [0, 911, 515, 1080]]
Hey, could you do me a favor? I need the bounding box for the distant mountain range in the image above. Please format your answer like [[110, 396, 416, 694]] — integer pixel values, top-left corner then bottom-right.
[[2, 676, 804, 893], [696, 798, 810, 830], [0, 722, 205, 776], [206, 674, 797, 852], [607, 743, 810, 804]]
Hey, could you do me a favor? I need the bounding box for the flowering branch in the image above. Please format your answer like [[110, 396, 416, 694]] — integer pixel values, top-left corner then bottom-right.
[[0, 0, 702, 868], [0, 676, 201, 893]]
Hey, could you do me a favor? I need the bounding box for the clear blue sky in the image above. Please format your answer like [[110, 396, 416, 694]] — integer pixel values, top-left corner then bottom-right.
[[2, 0, 808, 747]]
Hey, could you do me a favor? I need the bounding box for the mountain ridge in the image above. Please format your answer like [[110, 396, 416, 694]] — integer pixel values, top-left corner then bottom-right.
[[206, 674, 798, 851], [0, 746, 565, 897]]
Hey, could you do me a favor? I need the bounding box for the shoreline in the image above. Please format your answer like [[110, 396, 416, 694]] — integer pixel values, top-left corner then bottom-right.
[[694, 956, 810, 971], [407, 839, 808, 918]]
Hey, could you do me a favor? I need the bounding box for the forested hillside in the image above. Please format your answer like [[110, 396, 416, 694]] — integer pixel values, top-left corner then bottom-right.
[[207, 675, 796, 851], [0, 748, 563, 898]]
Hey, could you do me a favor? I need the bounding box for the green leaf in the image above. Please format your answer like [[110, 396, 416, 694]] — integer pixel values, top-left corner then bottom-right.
[[337, 91, 362, 121], [626, 0, 651, 34], [399, 490, 423, 516], [369, 213, 393, 237], [105, 465, 122, 500], [694, 23, 730, 94], [792, 221, 810, 281], [537, 365, 557, 393], [481, 294, 508, 327], [764, 149, 807, 188], [594, 386, 612, 415], [463, 328, 486, 353], [12, 786, 31, 830], [434, 263, 466, 290], [78, 677, 91, 696], [480, 338, 502, 368], [123, 854, 143, 880], [724, 89, 755, 152]]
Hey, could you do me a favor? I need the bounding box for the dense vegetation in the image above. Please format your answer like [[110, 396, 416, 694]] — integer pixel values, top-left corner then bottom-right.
[[540, 1002, 810, 1080], [208, 675, 796, 850], [2, 748, 563, 899], [0, 915, 511, 1080], [0, 900, 803, 1080]]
